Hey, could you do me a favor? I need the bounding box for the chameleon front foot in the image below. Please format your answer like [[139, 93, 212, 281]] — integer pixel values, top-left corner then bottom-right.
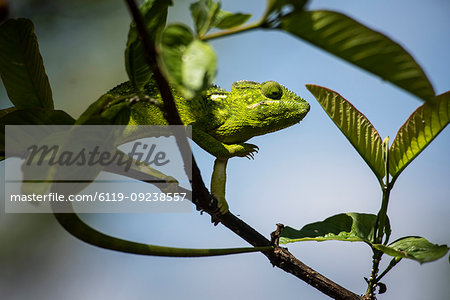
[[223, 143, 258, 159], [215, 195, 229, 215], [244, 144, 259, 159]]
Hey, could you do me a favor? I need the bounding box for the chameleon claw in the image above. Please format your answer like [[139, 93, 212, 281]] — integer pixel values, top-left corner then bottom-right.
[[210, 194, 229, 215], [217, 197, 229, 215]]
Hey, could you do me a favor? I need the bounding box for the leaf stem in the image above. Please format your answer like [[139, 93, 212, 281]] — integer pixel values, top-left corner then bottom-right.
[[373, 137, 391, 244], [365, 185, 392, 299], [200, 21, 262, 41], [365, 249, 383, 299], [376, 257, 401, 282], [366, 138, 393, 299], [376, 186, 391, 243]]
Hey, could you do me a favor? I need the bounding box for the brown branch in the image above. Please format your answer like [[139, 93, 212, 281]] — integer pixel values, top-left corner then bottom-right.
[[122, 1, 362, 299]]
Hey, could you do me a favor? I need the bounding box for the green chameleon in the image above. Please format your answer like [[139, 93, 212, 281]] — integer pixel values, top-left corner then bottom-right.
[[54, 77, 310, 257], [110, 78, 310, 213]]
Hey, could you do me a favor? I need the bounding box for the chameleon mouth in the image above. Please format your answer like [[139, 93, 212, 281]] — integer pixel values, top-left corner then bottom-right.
[[248, 100, 309, 109], [296, 104, 310, 124]]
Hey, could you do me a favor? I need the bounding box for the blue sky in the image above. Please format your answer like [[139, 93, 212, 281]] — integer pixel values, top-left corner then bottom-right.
[[1, 1, 449, 299]]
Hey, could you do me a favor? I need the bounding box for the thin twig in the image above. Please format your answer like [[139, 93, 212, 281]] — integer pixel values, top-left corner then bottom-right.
[[200, 21, 260, 41]]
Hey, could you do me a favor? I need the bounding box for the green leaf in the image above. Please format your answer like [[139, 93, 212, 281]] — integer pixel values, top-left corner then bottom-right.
[[0, 109, 75, 126], [161, 24, 194, 89], [161, 24, 216, 98], [373, 237, 449, 264], [0, 108, 16, 160], [190, 0, 221, 36], [280, 213, 390, 245], [306, 84, 385, 182], [139, 0, 172, 29], [389, 91, 449, 181], [76, 94, 133, 125], [125, 36, 150, 92], [125, 0, 170, 91], [0, 18, 53, 109], [190, 0, 252, 32], [280, 11, 435, 102], [264, 0, 308, 20], [215, 12, 252, 29], [181, 40, 217, 98]]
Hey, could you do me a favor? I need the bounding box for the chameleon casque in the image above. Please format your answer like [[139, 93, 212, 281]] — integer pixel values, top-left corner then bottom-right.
[[54, 78, 310, 257]]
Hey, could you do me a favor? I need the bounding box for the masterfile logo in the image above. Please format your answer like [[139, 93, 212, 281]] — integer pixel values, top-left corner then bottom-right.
[[4, 125, 192, 213], [25, 141, 171, 171]]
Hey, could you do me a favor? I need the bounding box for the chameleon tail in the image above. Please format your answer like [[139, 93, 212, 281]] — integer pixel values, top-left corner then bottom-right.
[[52, 204, 271, 257]]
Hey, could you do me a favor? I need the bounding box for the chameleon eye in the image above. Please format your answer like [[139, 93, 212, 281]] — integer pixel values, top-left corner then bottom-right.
[[261, 81, 283, 99]]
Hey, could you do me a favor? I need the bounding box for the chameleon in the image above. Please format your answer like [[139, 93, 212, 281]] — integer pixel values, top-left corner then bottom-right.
[[53, 77, 310, 257], [109, 78, 310, 213]]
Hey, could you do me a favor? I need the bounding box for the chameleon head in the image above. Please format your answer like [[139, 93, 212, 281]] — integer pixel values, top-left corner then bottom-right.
[[217, 80, 310, 143]]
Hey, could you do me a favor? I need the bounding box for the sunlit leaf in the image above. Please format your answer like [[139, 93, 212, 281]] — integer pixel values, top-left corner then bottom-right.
[[280, 213, 390, 244], [125, 0, 171, 91], [0, 18, 53, 109], [373, 236, 449, 264], [306, 84, 385, 181], [389, 91, 449, 181], [161, 24, 216, 98], [281, 11, 435, 102], [190, 0, 221, 36], [161, 24, 194, 89], [181, 40, 216, 98]]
